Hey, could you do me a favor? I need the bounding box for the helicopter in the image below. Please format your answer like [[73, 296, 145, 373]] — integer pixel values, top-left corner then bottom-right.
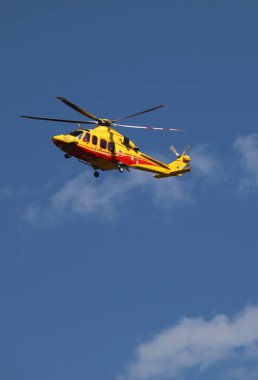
[[21, 97, 191, 178]]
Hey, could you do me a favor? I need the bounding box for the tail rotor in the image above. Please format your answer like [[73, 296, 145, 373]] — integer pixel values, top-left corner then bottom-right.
[[170, 145, 192, 157]]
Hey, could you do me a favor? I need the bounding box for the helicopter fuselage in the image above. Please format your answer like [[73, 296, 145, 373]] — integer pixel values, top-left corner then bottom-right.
[[52, 126, 191, 178]]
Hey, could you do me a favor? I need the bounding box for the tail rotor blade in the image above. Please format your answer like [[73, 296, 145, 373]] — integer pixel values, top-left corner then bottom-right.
[[182, 145, 192, 155], [170, 146, 180, 157]]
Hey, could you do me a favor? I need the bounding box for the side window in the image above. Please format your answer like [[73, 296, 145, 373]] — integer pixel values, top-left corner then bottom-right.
[[100, 139, 107, 149], [108, 141, 115, 153], [84, 132, 90, 142], [92, 135, 98, 145]]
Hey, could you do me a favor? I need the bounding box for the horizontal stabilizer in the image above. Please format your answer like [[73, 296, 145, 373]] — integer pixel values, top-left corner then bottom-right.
[[153, 165, 191, 179]]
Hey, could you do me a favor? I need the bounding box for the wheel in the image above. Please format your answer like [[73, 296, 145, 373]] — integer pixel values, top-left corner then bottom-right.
[[118, 166, 124, 173], [64, 153, 71, 159], [94, 171, 99, 178]]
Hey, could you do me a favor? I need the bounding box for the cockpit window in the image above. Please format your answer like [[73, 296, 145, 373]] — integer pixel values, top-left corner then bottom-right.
[[69, 130, 84, 139]]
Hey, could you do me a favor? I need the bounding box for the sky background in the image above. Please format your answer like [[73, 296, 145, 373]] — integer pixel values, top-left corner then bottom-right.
[[1, 1, 258, 379]]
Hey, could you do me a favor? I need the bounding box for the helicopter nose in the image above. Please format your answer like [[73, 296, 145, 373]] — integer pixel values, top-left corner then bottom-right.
[[52, 135, 63, 146]]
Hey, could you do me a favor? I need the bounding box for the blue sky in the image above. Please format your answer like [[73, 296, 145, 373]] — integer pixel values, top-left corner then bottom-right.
[[1, 1, 258, 379]]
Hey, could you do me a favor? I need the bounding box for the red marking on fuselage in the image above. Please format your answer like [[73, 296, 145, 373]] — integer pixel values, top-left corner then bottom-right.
[[60, 141, 159, 168]]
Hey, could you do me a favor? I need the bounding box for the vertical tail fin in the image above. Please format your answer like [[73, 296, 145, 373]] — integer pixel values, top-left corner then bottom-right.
[[153, 145, 192, 178], [168, 145, 191, 175]]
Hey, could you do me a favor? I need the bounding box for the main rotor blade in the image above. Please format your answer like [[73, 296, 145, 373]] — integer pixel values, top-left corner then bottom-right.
[[112, 123, 184, 132], [57, 97, 101, 122], [112, 104, 165, 123], [20, 115, 98, 125]]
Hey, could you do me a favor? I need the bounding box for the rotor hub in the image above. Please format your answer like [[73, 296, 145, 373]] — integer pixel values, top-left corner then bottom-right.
[[100, 118, 112, 126]]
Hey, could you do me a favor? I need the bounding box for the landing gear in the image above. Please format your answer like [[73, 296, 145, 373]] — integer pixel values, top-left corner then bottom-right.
[[94, 171, 99, 178], [64, 153, 71, 159], [118, 166, 124, 173]]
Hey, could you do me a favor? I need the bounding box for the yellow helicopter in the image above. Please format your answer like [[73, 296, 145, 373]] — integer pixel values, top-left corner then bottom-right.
[[21, 97, 191, 178]]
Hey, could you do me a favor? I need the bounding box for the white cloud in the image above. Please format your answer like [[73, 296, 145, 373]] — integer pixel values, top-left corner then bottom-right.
[[24, 170, 192, 223], [50, 171, 147, 220], [21, 145, 221, 223], [234, 134, 258, 193], [118, 306, 258, 380], [190, 145, 221, 179]]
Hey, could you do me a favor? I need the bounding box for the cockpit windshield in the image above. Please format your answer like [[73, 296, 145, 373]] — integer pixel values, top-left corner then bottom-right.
[[69, 130, 84, 139]]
